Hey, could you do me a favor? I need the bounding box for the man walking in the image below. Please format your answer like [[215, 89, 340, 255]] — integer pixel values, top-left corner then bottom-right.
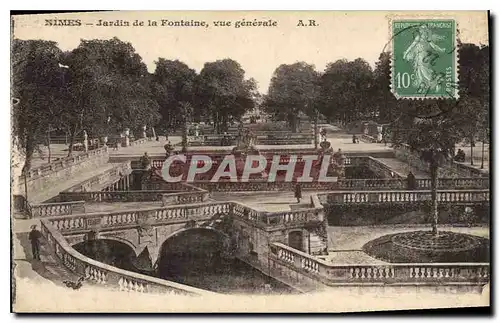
[[29, 224, 42, 261], [294, 183, 302, 203]]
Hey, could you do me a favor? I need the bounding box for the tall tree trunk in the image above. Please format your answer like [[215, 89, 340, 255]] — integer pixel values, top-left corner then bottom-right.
[[289, 114, 298, 133], [22, 136, 35, 207], [430, 157, 439, 235], [481, 140, 485, 169], [314, 110, 319, 149], [67, 125, 77, 157], [181, 118, 188, 153], [47, 126, 51, 163], [470, 135, 474, 165]]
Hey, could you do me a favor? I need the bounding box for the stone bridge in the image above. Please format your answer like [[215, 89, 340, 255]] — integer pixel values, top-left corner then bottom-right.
[[44, 196, 327, 276], [38, 188, 490, 294]]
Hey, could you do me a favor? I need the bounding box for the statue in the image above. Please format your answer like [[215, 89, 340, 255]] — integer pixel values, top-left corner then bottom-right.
[[83, 130, 88, 152], [164, 141, 174, 158], [142, 125, 147, 139], [233, 128, 258, 155], [124, 128, 130, 147]]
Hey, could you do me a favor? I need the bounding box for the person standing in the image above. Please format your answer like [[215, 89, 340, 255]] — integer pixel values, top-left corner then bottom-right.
[[406, 171, 416, 190], [29, 225, 42, 260], [294, 183, 302, 203]]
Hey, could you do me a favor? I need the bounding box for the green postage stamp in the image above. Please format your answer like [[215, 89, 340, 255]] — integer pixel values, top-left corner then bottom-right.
[[391, 19, 458, 99]]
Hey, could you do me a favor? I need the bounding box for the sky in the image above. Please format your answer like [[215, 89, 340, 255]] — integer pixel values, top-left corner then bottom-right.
[[13, 11, 489, 93]]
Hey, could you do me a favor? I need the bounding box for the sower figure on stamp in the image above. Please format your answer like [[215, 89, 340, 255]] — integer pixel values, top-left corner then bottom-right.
[[294, 183, 302, 203], [29, 224, 42, 261]]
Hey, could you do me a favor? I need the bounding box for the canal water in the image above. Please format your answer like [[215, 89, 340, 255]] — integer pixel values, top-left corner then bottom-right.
[[75, 239, 297, 295], [156, 253, 297, 294]]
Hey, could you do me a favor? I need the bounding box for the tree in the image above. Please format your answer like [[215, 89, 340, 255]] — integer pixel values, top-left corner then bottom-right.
[[371, 52, 399, 123], [392, 101, 460, 235], [151, 59, 197, 131], [317, 59, 373, 125], [12, 39, 65, 177], [478, 45, 490, 169], [196, 59, 256, 133], [62, 37, 160, 155], [263, 62, 320, 132]]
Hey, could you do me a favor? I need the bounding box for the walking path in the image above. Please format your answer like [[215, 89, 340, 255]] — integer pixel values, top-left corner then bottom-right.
[[210, 191, 331, 212]]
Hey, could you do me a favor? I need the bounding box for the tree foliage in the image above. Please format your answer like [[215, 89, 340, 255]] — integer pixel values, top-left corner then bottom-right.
[[12, 39, 65, 171], [196, 59, 256, 133], [151, 58, 197, 130], [263, 62, 320, 131]]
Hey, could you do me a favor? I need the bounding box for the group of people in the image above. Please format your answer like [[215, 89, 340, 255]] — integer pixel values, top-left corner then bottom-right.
[[352, 134, 360, 144]]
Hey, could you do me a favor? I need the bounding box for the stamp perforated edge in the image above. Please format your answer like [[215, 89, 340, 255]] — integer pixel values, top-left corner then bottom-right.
[[387, 14, 460, 100]]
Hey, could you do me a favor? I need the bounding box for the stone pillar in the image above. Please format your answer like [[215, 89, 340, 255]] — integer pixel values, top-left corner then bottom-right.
[[83, 130, 88, 152]]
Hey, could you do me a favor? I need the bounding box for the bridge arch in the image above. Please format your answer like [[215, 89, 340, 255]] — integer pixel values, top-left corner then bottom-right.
[[156, 227, 231, 280], [72, 238, 138, 270]]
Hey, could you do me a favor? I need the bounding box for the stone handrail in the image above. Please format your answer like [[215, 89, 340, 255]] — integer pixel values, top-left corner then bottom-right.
[[337, 177, 489, 190], [59, 190, 179, 203], [48, 202, 233, 234], [59, 182, 209, 204], [360, 134, 378, 143], [49, 195, 324, 235], [39, 218, 215, 296], [28, 200, 86, 218], [161, 183, 210, 205], [148, 155, 365, 170], [129, 138, 148, 147], [19, 147, 109, 182], [321, 190, 490, 204], [190, 177, 489, 192], [270, 242, 489, 285], [63, 161, 132, 193]]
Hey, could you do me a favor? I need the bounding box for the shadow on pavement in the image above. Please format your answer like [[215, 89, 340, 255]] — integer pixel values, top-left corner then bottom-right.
[[15, 232, 80, 286]]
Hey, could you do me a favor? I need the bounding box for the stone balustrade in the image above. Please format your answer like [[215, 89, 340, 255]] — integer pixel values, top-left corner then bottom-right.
[[360, 134, 378, 143], [19, 146, 109, 182], [59, 182, 208, 204], [129, 138, 148, 147], [39, 219, 215, 296], [270, 242, 489, 285], [48, 202, 234, 234], [190, 177, 489, 192], [337, 177, 489, 190], [63, 162, 132, 193], [322, 190, 490, 204], [28, 201, 86, 218], [59, 190, 177, 203], [49, 197, 323, 235]]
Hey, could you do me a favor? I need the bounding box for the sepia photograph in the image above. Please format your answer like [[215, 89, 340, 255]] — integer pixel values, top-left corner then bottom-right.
[[10, 10, 490, 313]]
